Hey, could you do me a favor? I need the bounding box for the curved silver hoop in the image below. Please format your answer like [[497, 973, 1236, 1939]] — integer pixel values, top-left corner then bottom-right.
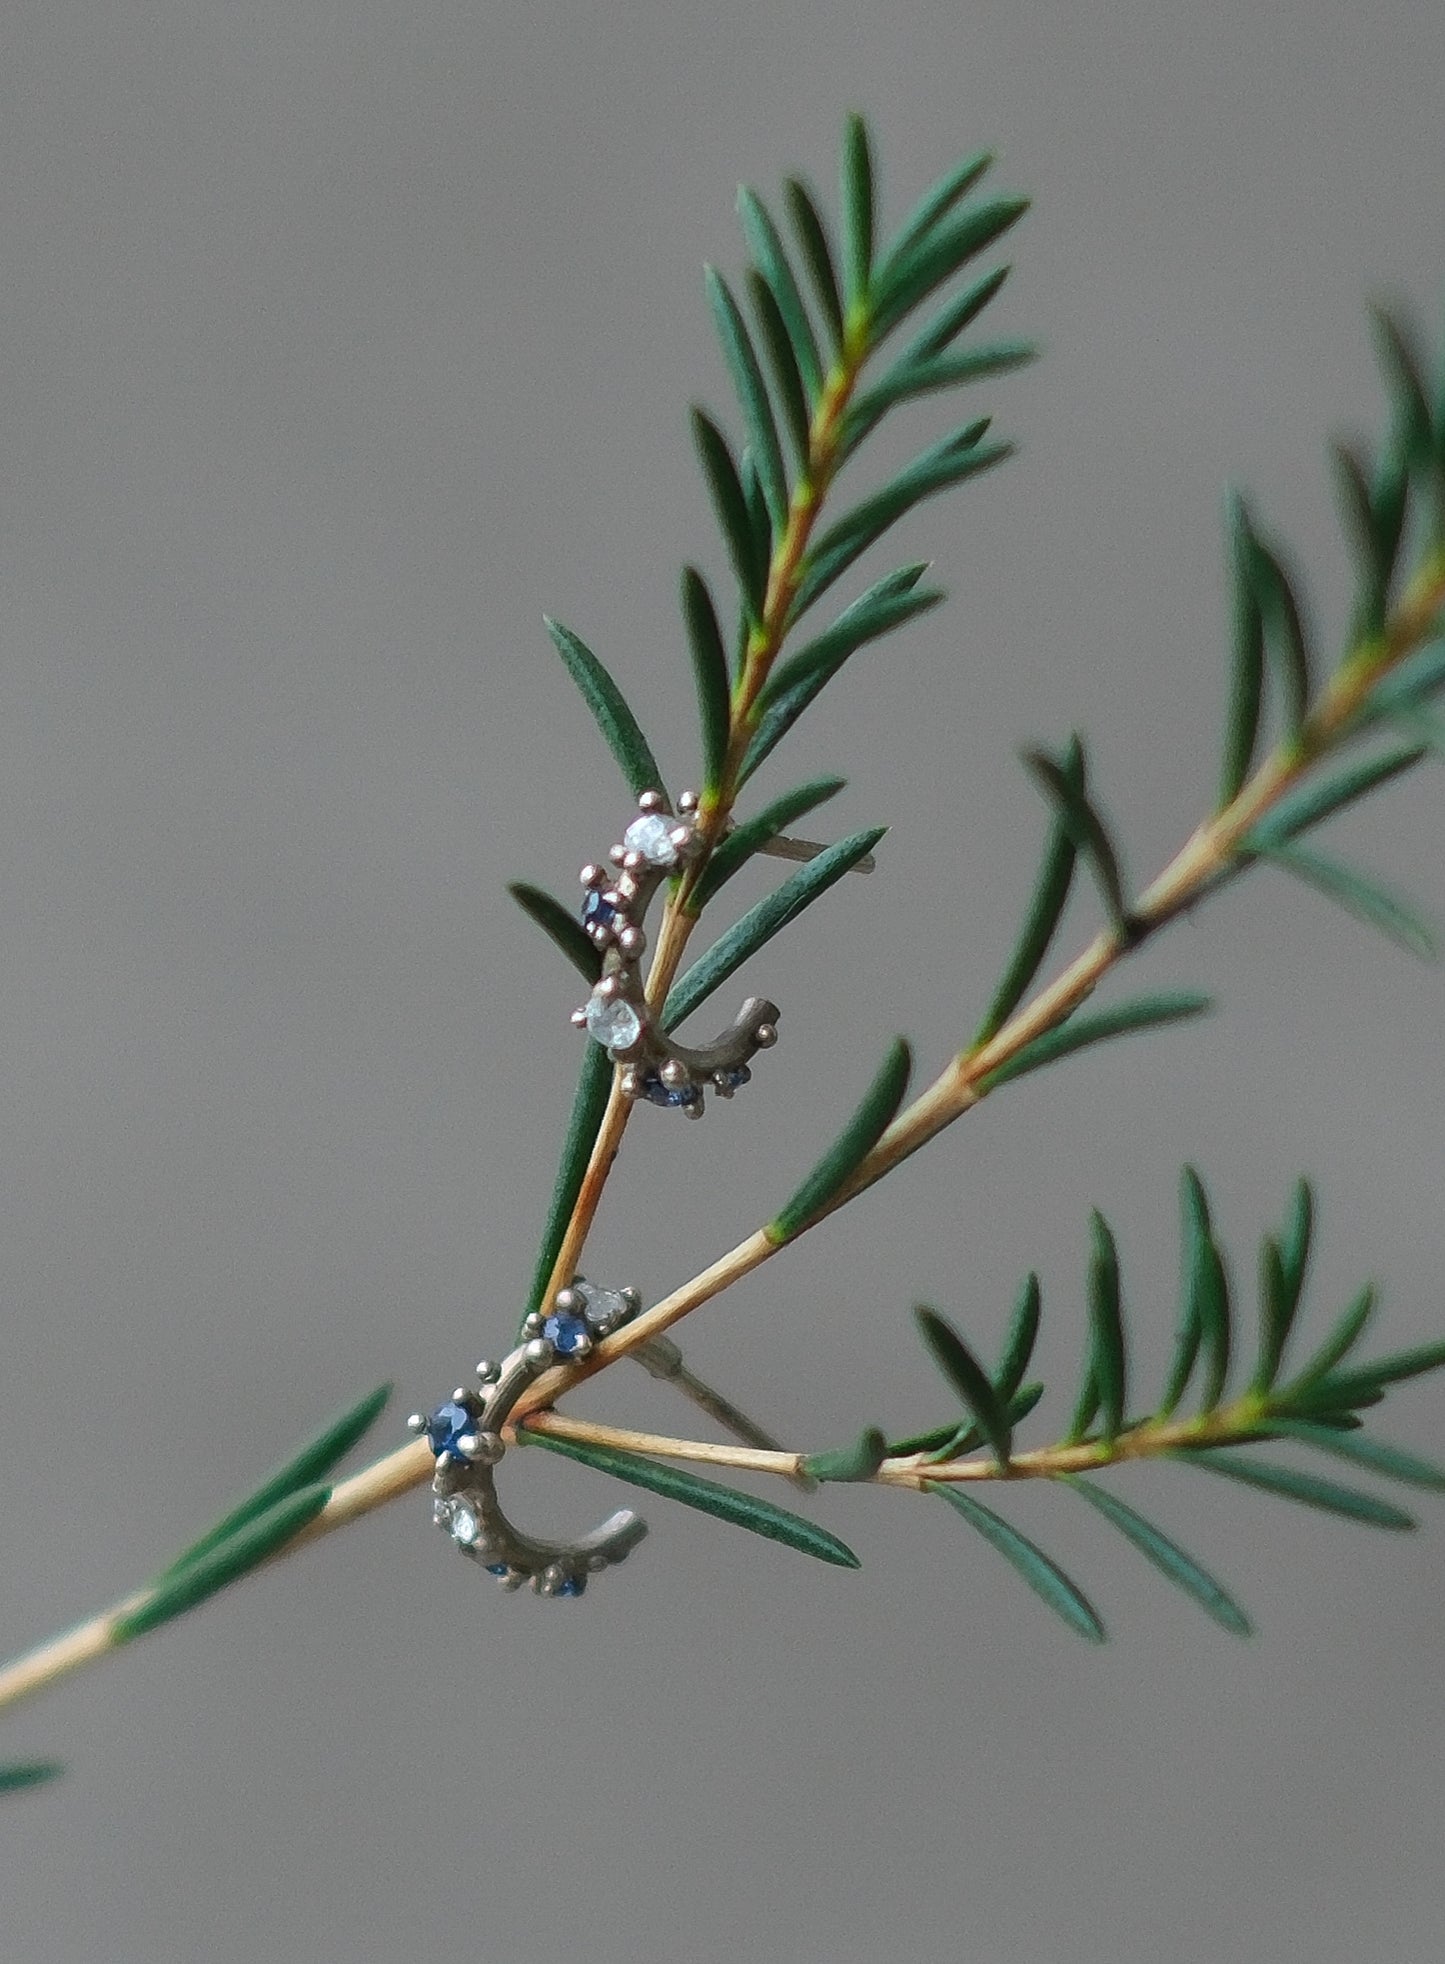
[[571, 791, 779, 1115], [410, 1281, 647, 1598]]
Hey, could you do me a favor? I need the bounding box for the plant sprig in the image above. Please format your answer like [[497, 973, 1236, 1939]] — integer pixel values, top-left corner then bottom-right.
[[2, 114, 1444, 1753]]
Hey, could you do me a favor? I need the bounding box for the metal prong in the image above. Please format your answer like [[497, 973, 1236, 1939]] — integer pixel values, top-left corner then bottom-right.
[[758, 834, 875, 873]]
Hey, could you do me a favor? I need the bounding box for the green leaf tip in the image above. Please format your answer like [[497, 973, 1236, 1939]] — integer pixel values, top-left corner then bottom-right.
[[1173, 1448, 1415, 1530], [691, 775, 847, 911], [1219, 488, 1266, 807], [155, 1382, 392, 1583], [1246, 843, 1436, 959], [803, 1427, 888, 1484], [704, 266, 789, 536], [691, 408, 768, 623], [914, 1305, 1013, 1466], [769, 1035, 912, 1243], [839, 112, 876, 315], [543, 616, 664, 801], [525, 1430, 860, 1568], [973, 735, 1082, 1045], [0, 1760, 64, 1795], [1062, 1476, 1252, 1636], [507, 881, 603, 984], [1022, 741, 1135, 942], [680, 565, 732, 794], [117, 1483, 333, 1643], [666, 826, 886, 1031], [1086, 1210, 1127, 1445], [978, 992, 1212, 1094], [928, 1483, 1107, 1644]]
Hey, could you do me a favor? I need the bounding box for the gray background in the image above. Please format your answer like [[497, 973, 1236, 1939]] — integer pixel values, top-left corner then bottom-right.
[[2, 2, 1443, 1960]]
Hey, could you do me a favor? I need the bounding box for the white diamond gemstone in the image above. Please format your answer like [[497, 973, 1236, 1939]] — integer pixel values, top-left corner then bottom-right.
[[575, 1281, 629, 1332], [448, 1500, 482, 1547], [584, 992, 642, 1050], [623, 813, 682, 866]]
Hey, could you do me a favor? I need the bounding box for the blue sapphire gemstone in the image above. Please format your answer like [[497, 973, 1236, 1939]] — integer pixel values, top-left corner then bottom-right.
[[580, 889, 616, 934], [557, 1575, 586, 1597], [424, 1400, 477, 1458], [722, 1065, 752, 1090], [543, 1308, 592, 1354], [640, 1071, 701, 1110], [485, 1563, 511, 1577]]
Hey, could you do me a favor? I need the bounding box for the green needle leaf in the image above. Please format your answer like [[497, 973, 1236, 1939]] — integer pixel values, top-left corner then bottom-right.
[[116, 1484, 333, 1642], [507, 881, 603, 984], [1245, 843, 1436, 957], [928, 1484, 1107, 1643], [1062, 1476, 1252, 1635], [1219, 490, 1266, 806], [1285, 1283, 1377, 1393], [977, 992, 1212, 1093], [1278, 1178, 1314, 1316], [1370, 305, 1436, 464], [1360, 643, 1445, 722], [736, 186, 824, 407], [744, 586, 942, 783], [692, 408, 769, 624], [879, 148, 993, 277], [1172, 1449, 1414, 1530], [690, 775, 846, 911], [1158, 1168, 1209, 1419], [522, 1042, 613, 1325], [543, 616, 664, 801], [0, 1761, 63, 1795], [1264, 1419, 1445, 1491], [973, 736, 1083, 1045], [705, 267, 789, 536], [903, 263, 1012, 364], [1243, 741, 1425, 851], [1086, 1210, 1127, 1445], [156, 1385, 391, 1582], [665, 826, 885, 1029], [1254, 1235, 1294, 1393], [1315, 1336, 1445, 1396], [1180, 1168, 1232, 1413], [743, 568, 936, 783], [681, 566, 732, 794], [785, 176, 844, 349], [1023, 742, 1134, 941], [747, 268, 812, 469], [844, 342, 1036, 453], [839, 112, 875, 314], [1241, 514, 1312, 740], [793, 422, 1005, 620], [525, 1430, 860, 1568], [769, 1037, 912, 1243], [913, 1305, 1013, 1466], [995, 1272, 1043, 1402], [888, 1382, 1045, 1462], [870, 197, 1031, 345], [803, 1427, 888, 1484]]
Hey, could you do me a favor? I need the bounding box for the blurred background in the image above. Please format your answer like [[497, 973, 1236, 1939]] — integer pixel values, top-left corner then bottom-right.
[[1, 3, 1443, 1959]]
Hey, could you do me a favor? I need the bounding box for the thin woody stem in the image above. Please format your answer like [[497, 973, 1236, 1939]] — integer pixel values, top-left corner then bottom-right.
[[543, 339, 874, 1304], [0, 564, 1438, 1720]]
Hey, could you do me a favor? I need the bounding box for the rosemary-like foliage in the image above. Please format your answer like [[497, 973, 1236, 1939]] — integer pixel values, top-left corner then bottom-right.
[[3, 114, 1445, 1783]]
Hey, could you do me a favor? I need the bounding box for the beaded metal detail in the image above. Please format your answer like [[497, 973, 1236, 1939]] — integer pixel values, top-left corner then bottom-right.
[[410, 1280, 646, 1597], [572, 790, 779, 1116]]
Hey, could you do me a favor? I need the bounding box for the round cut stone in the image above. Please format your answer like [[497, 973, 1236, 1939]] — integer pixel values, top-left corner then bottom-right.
[[584, 992, 642, 1051], [485, 1563, 511, 1577], [575, 1280, 630, 1333], [556, 1575, 586, 1597], [623, 813, 681, 866], [448, 1500, 482, 1547], [640, 1070, 701, 1110], [424, 1400, 476, 1458], [580, 889, 616, 934], [543, 1307, 592, 1355]]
